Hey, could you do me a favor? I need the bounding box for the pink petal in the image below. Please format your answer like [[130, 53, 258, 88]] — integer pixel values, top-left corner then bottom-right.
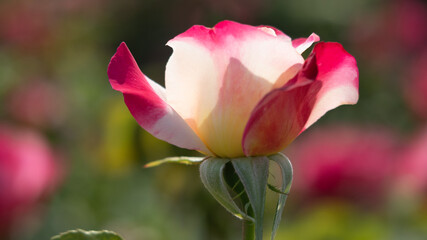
[[292, 33, 320, 54], [242, 56, 321, 156], [107, 42, 211, 154], [257, 25, 292, 41], [166, 20, 303, 157], [303, 42, 359, 130], [243, 42, 359, 156]]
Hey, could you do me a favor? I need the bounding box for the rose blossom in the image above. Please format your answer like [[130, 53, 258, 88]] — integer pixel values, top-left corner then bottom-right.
[[108, 20, 358, 158], [287, 126, 398, 207], [395, 127, 427, 194], [0, 125, 60, 236], [0, 1, 53, 51], [7, 79, 67, 128], [349, 0, 427, 66]]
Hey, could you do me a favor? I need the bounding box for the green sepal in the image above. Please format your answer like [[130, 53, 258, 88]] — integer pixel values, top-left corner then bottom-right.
[[51, 229, 123, 240], [267, 183, 289, 195], [268, 153, 293, 240], [200, 158, 254, 221], [144, 156, 206, 168], [232, 157, 270, 240]]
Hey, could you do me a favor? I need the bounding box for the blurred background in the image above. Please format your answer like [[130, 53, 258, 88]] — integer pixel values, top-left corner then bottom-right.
[[0, 0, 426, 239]]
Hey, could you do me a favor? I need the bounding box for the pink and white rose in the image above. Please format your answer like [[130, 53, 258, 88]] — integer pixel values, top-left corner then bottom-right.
[[108, 20, 358, 158]]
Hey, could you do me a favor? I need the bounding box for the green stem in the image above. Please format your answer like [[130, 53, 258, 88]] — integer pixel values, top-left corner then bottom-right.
[[242, 220, 255, 240]]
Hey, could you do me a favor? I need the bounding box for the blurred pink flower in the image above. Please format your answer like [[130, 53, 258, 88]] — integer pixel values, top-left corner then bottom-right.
[[349, 0, 427, 67], [7, 79, 67, 128], [108, 20, 358, 158], [403, 50, 427, 120], [0, 125, 60, 236], [0, 2, 53, 51], [395, 127, 427, 194], [287, 126, 398, 207]]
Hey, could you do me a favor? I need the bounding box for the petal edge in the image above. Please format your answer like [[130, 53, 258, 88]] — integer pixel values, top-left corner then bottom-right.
[[107, 42, 211, 154], [303, 42, 359, 130], [292, 33, 320, 54]]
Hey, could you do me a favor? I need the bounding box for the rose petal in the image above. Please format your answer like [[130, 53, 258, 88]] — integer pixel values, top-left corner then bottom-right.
[[257, 25, 292, 41], [166, 20, 303, 157], [108, 42, 211, 154], [242, 56, 321, 156], [292, 33, 320, 54], [303, 42, 359, 130]]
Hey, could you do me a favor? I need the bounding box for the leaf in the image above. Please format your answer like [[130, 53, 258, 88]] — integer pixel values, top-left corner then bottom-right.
[[144, 156, 206, 168], [268, 153, 293, 240], [51, 229, 123, 240], [232, 157, 270, 240], [199, 158, 254, 221]]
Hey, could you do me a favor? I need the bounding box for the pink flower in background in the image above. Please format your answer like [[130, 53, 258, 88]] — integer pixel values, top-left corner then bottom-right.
[[0, 2, 53, 51], [0, 125, 60, 236], [108, 20, 358, 158], [287, 126, 397, 207], [403, 50, 427, 120], [395, 128, 427, 194], [7, 80, 67, 128], [393, 0, 427, 52], [349, 0, 427, 66]]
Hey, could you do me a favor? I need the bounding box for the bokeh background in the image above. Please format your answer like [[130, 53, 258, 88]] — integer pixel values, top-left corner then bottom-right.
[[1, 0, 426, 239]]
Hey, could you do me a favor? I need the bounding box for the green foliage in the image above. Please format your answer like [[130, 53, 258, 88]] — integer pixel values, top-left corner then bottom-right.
[[268, 153, 293, 240], [200, 154, 293, 240], [232, 157, 270, 240], [200, 158, 254, 221], [276, 202, 388, 240]]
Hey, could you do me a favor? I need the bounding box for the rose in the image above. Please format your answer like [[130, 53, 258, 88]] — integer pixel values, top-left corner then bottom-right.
[[107, 20, 358, 158], [395, 127, 427, 194], [107, 20, 359, 239], [348, 0, 427, 67], [7, 79, 67, 128], [286, 126, 397, 207], [0, 125, 60, 236]]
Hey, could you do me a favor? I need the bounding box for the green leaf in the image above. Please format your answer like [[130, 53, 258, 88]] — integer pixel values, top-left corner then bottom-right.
[[232, 157, 270, 240], [199, 158, 254, 221], [268, 153, 293, 240], [144, 156, 206, 168], [51, 229, 123, 240]]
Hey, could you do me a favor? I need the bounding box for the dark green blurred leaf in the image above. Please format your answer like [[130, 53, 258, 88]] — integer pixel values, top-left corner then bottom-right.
[[51, 229, 123, 240]]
